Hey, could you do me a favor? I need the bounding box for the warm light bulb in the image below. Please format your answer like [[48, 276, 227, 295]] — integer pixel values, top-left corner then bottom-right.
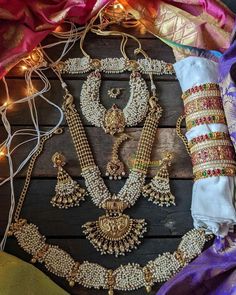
[[0, 146, 7, 158], [53, 25, 63, 33], [2, 100, 11, 109], [113, 2, 124, 10], [21, 65, 28, 71]]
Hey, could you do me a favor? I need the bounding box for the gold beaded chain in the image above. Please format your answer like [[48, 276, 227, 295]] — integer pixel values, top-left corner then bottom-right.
[[13, 128, 63, 222]]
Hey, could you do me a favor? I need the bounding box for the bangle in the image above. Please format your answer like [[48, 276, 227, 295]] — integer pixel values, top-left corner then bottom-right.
[[190, 139, 232, 153], [191, 145, 235, 166], [188, 132, 229, 148], [194, 167, 236, 180], [184, 96, 223, 115], [182, 83, 219, 100], [183, 90, 221, 105], [186, 114, 226, 130]]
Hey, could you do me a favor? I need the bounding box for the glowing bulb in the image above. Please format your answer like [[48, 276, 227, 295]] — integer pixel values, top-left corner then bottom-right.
[[21, 65, 28, 71], [113, 2, 124, 10], [53, 25, 63, 33], [2, 100, 11, 109], [0, 146, 7, 158]]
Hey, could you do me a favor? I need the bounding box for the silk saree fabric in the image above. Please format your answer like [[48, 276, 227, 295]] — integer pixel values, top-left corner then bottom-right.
[[157, 233, 236, 295], [0, 0, 234, 79], [219, 25, 236, 153], [0, 251, 68, 294], [119, 0, 235, 60], [0, 0, 111, 78]]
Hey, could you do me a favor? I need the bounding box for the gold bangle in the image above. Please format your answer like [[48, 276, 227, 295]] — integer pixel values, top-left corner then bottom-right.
[[188, 132, 229, 148], [190, 139, 232, 153], [184, 96, 223, 116], [194, 167, 236, 180], [183, 90, 221, 105], [182, 83, 219, 100], [191, 145, 235, 166], [186, 114, 226, 130]]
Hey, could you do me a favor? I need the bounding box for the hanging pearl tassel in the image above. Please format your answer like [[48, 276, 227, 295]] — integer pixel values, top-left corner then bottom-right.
[[142, 153, 175, 207], [50, 152, 87, 209]]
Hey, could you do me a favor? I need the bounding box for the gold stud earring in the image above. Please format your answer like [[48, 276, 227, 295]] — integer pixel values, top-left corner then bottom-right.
[[106, 133, 131, 179], [107, 87, 123, 99], [142, 152, 175, 207], [50, 152, 87, 209]]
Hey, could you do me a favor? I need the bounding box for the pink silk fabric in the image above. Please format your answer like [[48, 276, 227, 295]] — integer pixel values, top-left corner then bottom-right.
[[0, 0, 112, 78], [120, 0, 235, 59], [0, 0, 234, 78]]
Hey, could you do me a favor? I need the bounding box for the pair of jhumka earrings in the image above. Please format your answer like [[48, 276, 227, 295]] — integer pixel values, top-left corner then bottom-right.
[[50, 150, 175, 209]]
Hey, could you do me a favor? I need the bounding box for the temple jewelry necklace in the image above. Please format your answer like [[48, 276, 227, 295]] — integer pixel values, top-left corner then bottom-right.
[[80, 68, 149, 135], [62, 82, 162, 256], [8, 130, 211, 294], [61, 30, 174, 136]]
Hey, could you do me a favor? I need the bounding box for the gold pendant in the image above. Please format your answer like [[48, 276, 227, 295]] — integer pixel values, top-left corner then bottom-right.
[[106, 133, 131, 179], [103, 104, 126, 135], [82, 200, 147, 257]]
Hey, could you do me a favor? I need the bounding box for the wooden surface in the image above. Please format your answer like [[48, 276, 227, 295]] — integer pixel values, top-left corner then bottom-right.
[[1, 2, 235, 293]]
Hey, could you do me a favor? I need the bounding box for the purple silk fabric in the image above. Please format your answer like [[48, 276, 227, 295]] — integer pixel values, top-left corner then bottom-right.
[[219, 22, 236, 151], [157, 234, 236, 295]]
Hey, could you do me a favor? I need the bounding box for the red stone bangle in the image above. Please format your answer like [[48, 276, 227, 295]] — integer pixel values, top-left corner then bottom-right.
[[186, 114, 226, 130], [191, 145, 235, 166], [195, 167, 236, 180], [184, 96, 223, 115], [188, 132, 230, 148], [182, 83, 220, 100]]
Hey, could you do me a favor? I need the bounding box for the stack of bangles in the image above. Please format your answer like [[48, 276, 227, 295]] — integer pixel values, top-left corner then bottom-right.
[[182, 83, 236, 181]]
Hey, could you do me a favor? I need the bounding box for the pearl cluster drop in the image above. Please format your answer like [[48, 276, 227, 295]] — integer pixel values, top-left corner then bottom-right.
[[80, 70, 149, 129], [117, 170, 146, 206], [80, 71, 106, 128], [114, 263, 145, 291], [76, 262, 107, 289], [14, 222, 46, 256], [123, 72, 149, 127], [82, 165, 112, 207]]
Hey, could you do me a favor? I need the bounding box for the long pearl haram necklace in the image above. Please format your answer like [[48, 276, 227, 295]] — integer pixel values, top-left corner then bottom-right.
[[62, 83, 162, 256]]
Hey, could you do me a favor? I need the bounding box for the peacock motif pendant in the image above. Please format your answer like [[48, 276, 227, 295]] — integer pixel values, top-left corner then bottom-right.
[[82, 199, 147, 257]]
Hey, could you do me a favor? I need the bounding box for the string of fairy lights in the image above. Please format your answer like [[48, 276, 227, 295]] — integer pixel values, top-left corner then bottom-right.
[[0, 1, 146, 250]]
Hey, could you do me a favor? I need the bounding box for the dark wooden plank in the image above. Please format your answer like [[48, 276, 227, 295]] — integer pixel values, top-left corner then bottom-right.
[[0, 79, 183, 127], [0, 179, 193, 236], [9, 35, 176, 80], [0, 127, 192, 179], [5, 237, 182, 294]]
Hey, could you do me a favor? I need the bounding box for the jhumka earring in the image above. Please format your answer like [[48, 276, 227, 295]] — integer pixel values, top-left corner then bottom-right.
[[142, 152, 175, 207], [50, 152, 87, 209], [106, 133, 131, 179]]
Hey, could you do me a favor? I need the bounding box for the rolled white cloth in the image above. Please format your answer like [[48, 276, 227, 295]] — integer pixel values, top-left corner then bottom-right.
[[174, 56, 236, 236]]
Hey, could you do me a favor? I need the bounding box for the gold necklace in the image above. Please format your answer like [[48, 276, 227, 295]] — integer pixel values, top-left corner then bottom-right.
[[62, 87, 162, 256], [8, 109, 211, 295]]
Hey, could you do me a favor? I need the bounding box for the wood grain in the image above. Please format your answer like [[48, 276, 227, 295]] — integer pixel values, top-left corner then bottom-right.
[[8, 35, 176, 80], [0, 79, 183, 127], [0, 126, 192, 179], [0, 179, 193, 236]]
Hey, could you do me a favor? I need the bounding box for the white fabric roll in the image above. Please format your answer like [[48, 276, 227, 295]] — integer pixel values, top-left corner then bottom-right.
[[174, 56, 236, 236]]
